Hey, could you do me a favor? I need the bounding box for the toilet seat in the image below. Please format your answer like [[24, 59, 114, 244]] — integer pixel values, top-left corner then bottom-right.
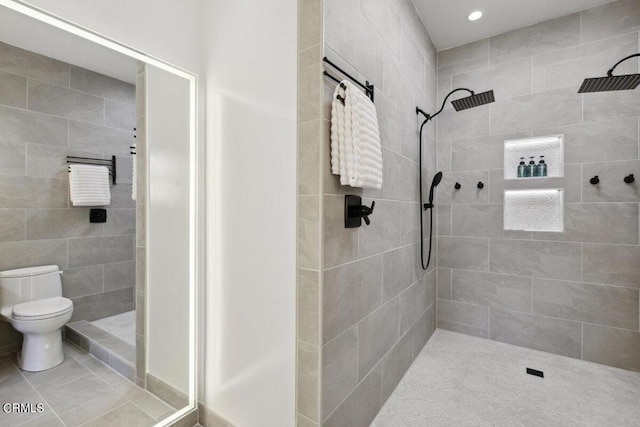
[[12, 297, 73, 321]]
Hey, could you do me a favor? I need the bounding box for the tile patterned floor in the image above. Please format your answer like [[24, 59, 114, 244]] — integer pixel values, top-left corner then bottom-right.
[[91, 311, 136, 346], [0, 340, 175, 427], [373, 329, 640, 426]]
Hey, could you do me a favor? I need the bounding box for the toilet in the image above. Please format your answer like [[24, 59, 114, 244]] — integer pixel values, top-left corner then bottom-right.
[[0, 265, 73, 372]]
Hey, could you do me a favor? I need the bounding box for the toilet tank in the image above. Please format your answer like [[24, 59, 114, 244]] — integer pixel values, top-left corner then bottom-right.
[[0, 265, 62, 317]]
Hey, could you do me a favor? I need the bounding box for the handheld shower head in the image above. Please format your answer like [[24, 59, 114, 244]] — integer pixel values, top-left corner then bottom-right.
[[427, 171, 443, 207]]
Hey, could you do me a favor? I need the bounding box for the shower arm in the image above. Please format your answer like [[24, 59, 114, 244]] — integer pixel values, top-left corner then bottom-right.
[[607, 53, 640, 76], [416, 88, 475, 122]]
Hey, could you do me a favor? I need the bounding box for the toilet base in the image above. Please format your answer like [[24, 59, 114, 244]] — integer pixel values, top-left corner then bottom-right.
[[18, 330, 64, 372]]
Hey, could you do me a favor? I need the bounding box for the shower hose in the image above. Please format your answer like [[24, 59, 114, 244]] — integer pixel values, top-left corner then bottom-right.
[[418, 119, 434, 271]]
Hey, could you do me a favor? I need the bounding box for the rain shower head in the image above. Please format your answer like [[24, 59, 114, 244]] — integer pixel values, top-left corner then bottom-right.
[[578, 53, 640, 93], [451, 90, 495, 111]]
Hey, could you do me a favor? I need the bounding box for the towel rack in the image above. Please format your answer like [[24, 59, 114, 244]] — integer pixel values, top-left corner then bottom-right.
[[323, 56, 374, 104], [67, 155, 117, 185]]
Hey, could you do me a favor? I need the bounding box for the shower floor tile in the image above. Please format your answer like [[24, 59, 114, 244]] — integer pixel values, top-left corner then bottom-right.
[[373, 329, 640, 426], [91, 310, 136, 346]]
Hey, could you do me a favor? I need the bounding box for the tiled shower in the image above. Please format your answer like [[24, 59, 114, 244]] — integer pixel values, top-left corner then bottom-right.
[[0, 41, 138, 368], [297, 0, 640, 425]]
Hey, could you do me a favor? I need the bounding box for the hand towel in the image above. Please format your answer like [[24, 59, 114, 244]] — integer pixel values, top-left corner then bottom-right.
[[69, 164, 111, 206]]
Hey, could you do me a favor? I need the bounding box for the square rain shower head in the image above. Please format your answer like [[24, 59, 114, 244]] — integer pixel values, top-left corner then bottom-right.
[[578, 74, 640, 93], [451, 90, 495, 111]]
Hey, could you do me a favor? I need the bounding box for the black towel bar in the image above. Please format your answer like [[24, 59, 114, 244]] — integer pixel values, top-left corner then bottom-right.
[[322, 56, 374, 103], [67, 155, 117, 185]]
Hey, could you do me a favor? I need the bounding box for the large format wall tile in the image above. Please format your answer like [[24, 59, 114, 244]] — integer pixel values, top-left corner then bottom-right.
[[105, 99, 136, 131], [357, 298, 401, 379], [452, 270, 532, 312], [490, 309, 582, 358], [62, 265, 104, 299], [28, 80, 104, 125], [581, 0, 640, 43], [323, 364, 381, 427], [323, 195, 357, 268], [583, 89, 640, 122], [298, 119, 321, 195], [491, 88, 582, 134], [399, 272, 434, 335], [437, 39, 489, 78], [489, 13, 581, 65], [534, 203, 638, 244], [68, 235, 134, 268], [436, 267, 452, 299], [0, 70, 26, 108], [358, 200, 418, 258], [0, 140, 25, 176], [533, 278, 638, 329], [410, 305, 435, 358], [436, 170, 489, 204], [437, 236, 489, 271], [298, 269, 320, 345], [323, 256, 383, 343], [380, 331, 413, 404], [383, 244, 416, 301], [299, 195, 320, 269], [531, 32, 638, 93], [437, 299, 489, 338], [0, 42, 69, 86], [68, 120, 134, 157], [0, 176, 67, 208], [69, 66, 135, 104], [532, 118, 639, 164], [453, 58, 531, 101], [104, 261, 135, 291], [0, 208, 25, 242], [0, 105, 67, 147], [582, 324, 640, 371], [298, 342, 319, 421], [70, 287, 134, 322], [0, 239, 68, 271], [490, 239, 581, 281], [437, 106, 490, 141], [322, 327, 358, 419], [26, 208, 104, 240], [582, 243, 640, 287], [452, 204, 531, 240]]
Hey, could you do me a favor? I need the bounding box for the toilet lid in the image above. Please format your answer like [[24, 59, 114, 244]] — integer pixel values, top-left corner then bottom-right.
[[12, 297, 73, 320]]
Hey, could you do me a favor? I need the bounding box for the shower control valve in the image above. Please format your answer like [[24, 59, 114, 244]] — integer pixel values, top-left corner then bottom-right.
[[590, 176, 600, 185], [624, 174, 635, 184], [454, 182, 461, 190], [344, 195, 375, 228]]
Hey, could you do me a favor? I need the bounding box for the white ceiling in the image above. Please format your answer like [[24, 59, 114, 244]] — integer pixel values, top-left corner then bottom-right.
[[412, 0, 618, 51], [0, 5, 136, 84]]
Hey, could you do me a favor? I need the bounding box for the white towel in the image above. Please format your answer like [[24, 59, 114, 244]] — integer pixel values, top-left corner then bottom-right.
[[329, 80, 383, 189], [69, 165, 111, 206], [132, 144, 137, 201]]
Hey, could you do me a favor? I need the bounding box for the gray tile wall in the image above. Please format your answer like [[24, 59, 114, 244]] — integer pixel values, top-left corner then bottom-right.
[[435, 0, 640, 372], [0, 42, 136, 352], [320, 0, 438, 425]]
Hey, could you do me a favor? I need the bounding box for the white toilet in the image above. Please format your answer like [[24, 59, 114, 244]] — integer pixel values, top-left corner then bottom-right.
[[0, 265, 73, 372]]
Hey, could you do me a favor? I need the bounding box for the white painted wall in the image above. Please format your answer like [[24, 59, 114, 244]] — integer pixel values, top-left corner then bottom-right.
[[146, 65, 191, 394], [201, 0, 297, 425]]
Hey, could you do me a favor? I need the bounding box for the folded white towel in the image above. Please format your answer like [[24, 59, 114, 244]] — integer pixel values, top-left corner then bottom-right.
[[69, 164, 111, 206], [132, 144, 137, 201]]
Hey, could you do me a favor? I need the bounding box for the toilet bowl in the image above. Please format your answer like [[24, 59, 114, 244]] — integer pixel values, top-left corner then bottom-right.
[[0, 266, 74, 372]]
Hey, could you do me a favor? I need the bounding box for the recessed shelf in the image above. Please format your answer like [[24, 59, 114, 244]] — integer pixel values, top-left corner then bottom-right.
[[504, 135, 564, 180], [504, 189, 564, 232]]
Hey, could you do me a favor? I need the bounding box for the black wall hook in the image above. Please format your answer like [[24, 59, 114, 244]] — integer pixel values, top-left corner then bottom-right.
[[345, 195, 375, 228], [454, 182, 461, 190], [624, 174, 635, 184], [477, 181, 484, 189], [590, 176, 600, 185]]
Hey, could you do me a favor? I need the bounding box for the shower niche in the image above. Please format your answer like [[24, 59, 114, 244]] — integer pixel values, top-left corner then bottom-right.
[[502, 135, 565, 232], [504, 135, 564, 180]]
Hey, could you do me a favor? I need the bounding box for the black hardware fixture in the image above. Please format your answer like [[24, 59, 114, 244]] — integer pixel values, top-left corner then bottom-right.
[[90, 209, 107, 223], [590, 176, 600, 185], [416, 87, 495, 270], [624, 174, 635, 184], [526, 368, 544, 378], [454, 182, 461, 190], [578, 53, 640, 93], [323, 57, 374, 104], [67, 155, 117, 185], [477, 181, 484, 189], [344, 195, 375, 228]]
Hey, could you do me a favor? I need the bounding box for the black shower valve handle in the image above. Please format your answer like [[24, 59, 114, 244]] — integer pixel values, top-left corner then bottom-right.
[[590, 176, 600, 185], [454, 182, 461, 190], [624, 174, 635, 184], [361, 201, 375, 225], [477, 181, 484, 189]]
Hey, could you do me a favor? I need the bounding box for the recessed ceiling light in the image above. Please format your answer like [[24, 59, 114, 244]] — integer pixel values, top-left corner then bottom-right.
[[468, 10, 483, 21]]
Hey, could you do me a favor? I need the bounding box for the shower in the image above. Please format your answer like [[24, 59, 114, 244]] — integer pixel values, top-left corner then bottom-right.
[[578, 53, 640, 93], [416, 88, 495, 270]]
